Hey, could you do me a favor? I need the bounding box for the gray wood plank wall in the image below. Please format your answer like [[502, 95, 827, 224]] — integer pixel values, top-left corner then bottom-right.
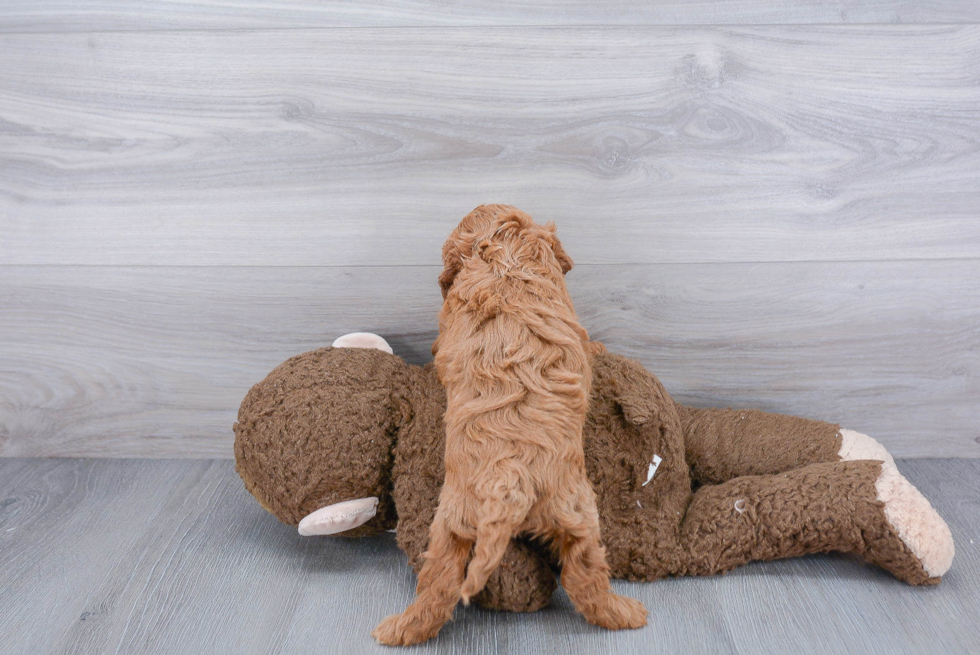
[[1, 4, 978, 458], [3, 1, 980, 30]]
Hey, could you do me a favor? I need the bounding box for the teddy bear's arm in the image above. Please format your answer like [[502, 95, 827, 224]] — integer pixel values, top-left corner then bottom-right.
[[596, 352, 842, 486], [600, 353, 675, 428], [676, 405, 842, 485]]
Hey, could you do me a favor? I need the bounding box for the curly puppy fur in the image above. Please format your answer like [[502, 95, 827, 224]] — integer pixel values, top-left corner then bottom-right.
[[373, 206, 647, 645]]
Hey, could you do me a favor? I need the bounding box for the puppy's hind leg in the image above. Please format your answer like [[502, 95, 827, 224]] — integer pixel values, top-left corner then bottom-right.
[[372, 511, 472, 646], [554, 491, 647, 630]]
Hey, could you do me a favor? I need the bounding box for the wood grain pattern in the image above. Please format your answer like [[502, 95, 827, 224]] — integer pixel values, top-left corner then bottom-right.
[[1, 261, 976, 459], [1, 26, 978, 266], [0, 459, 213, 654], [4, 1, 980, 31], [1, 458, 977, 654]]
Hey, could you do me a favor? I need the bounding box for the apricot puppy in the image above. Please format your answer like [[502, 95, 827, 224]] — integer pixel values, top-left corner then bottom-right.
[[372, 205, 647, 645]]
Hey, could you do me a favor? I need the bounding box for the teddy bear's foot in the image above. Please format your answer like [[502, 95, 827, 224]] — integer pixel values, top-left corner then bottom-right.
[[839, 429, 954, 583], [579, 592, 648, 631], [371, 608, 446, 647], [874, 461, 954, 582]]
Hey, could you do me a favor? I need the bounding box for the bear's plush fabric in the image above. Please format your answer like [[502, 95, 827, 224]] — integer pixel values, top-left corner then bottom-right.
[[235, 345, 953, 612]]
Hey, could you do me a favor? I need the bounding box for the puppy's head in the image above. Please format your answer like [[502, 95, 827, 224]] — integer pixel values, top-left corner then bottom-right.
[[439, 204, 573, 299]]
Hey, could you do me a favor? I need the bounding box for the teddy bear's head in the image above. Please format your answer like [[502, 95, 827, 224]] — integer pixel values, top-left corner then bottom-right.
[[234, 336, 409, 537]]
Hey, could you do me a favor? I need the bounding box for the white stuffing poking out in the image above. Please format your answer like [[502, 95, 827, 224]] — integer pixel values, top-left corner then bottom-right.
[[734, 499, 746, 514], [642, 455, 663, 486]]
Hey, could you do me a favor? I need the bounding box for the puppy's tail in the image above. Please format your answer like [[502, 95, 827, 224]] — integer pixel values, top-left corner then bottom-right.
[[460, 494, 531, 605], [460, 515, 526, 605]]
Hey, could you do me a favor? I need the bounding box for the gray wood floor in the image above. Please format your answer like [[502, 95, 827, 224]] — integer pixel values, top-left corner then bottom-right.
[[1, 458, 977, 654]]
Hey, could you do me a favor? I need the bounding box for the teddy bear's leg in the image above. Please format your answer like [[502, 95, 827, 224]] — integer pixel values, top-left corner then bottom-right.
[[679, 405, 846, 484], [676, 459, 953, 585], [372, 513, 473, 646]]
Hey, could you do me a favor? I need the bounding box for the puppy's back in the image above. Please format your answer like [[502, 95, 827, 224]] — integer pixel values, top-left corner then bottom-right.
[[435, 208, 592, 450]]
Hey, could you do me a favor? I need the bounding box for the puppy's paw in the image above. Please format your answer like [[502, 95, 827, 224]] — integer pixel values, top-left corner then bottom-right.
[[372, 611, 443, 646], [583, 593, 648, 631]]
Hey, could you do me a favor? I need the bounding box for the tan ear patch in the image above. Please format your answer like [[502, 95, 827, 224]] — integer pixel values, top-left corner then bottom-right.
[[298, 497, 380, 536], [331, 332, 393, 354]]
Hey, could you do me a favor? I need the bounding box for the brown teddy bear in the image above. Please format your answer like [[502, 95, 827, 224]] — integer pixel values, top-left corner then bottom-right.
[[234, 333, 954, 613]]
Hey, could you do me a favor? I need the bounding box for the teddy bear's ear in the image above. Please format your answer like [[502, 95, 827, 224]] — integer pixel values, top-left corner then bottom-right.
[[332, 332, 393, 354], [298, 497, 379, 536]]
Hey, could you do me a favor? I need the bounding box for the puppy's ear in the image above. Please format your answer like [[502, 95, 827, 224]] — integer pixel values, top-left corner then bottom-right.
[[439, 256, 461, 300], [440, 225, 474, 299], [545, 223, 574, 274], [553, 240, 573, 274]]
